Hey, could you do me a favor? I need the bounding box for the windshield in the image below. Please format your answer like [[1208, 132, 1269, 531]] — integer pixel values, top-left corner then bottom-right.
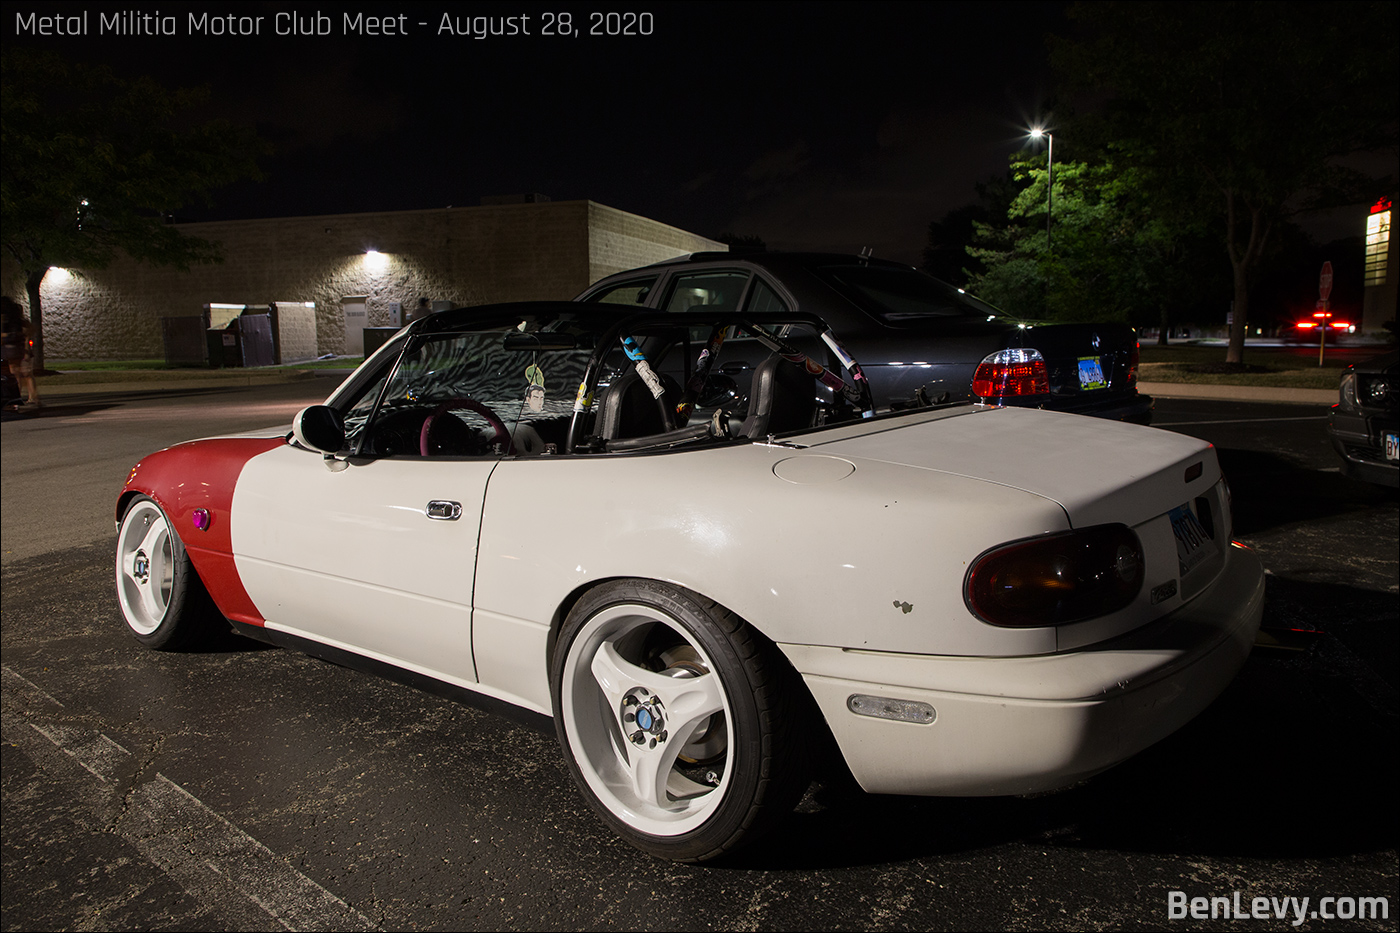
[[346, 314, 598, 458]]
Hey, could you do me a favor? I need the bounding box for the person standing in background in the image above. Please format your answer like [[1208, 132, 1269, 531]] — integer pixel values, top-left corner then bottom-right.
[[1, 296, 41, 410]]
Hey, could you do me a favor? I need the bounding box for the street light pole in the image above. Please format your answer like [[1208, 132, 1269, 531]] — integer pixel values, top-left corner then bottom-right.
[[1031, 128, 1053, 258]]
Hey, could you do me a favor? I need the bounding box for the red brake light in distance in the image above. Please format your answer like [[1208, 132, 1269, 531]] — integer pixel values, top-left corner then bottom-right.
[[964, 524, 1146, 627], [972, 349, 1050, 399]]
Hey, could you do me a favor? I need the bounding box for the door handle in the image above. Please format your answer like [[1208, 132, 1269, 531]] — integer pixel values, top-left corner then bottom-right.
[[426, 500, 462, 521]]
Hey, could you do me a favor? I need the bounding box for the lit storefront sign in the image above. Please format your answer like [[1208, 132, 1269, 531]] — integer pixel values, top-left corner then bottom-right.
[[1365, 198, 1391, 287]]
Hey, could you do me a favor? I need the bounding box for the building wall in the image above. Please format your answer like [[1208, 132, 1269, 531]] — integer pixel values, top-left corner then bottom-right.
[[1, 200, 723, 360], [270, 302, 318, 364], [586, 202, 724, 284]]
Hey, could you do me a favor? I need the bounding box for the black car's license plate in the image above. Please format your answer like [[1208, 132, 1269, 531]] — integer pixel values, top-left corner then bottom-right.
[[1169, 502, 1215, 576], [1077, 356, 1108, 390], [1385, 432, 1398, 461]]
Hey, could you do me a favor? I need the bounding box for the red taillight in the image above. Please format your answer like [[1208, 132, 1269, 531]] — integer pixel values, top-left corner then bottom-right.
[[1297, 322, 1317, 329], [964, 524, 1145, 627], [972, 349, 1049, 399], [1127, 340, 1140, 387]]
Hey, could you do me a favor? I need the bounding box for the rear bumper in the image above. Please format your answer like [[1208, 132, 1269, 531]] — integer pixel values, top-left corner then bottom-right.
[[1052, 390, 1154, 425], [1327, 408, 1399, 487], [782, 541, 1264, 796], [991, 391, 1154, 425]]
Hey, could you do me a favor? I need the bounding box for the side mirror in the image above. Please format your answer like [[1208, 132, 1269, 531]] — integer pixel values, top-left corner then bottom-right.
[[292, 405, 345, 454]]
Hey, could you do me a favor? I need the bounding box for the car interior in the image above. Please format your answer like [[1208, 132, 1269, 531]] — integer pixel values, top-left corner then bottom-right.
[[323, 310, 871, 460]]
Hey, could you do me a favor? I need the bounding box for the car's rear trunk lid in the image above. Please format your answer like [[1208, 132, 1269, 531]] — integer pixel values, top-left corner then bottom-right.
[[806, 406, 1217, 532], [804, 406, 1231, 648]]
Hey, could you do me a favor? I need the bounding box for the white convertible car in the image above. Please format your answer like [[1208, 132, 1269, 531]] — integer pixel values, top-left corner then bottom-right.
[[116, 301, 1264, 861]]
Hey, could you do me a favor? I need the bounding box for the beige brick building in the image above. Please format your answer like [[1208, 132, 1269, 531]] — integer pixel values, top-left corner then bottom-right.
[[1, 200, 724, 360]]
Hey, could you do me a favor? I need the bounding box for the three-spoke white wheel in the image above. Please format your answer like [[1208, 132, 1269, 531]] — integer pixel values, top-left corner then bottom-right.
[[116, 496, 217, 650], [552, 580, 809, 861]]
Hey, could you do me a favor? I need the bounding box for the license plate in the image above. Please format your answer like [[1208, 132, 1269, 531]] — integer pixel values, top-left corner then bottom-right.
[[1169, 502, 1214, 577], [1386, 432, 1399, 461], [1077, 357, 1108, 390]]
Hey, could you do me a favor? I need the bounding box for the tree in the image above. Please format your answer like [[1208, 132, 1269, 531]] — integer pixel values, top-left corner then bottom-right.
[[966, 153, 1220, 330], [922, 204, 987, 287], [1052, 1, 1399, 363], [923, 170, 1025, 287], [1, 49, 265, 369]]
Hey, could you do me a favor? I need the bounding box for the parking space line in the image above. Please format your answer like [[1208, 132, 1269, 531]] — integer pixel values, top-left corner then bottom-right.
[[1, 666, 381, 932], [1153, 416, 1330, 426]]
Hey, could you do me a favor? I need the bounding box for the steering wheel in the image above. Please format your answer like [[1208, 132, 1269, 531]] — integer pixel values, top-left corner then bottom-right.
[[420, 396, 513, 456]]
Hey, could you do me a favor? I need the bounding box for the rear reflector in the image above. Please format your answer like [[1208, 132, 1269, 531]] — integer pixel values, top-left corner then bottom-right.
[[972, 348, 1050, 399], [847, 695, 936, 724]]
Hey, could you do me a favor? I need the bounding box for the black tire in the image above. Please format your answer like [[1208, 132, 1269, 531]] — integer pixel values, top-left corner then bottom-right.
[[115, 495, 220, 650], [551, 579, 810, 861]]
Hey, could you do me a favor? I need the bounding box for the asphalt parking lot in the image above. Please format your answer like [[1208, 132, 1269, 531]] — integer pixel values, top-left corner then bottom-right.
[[2, 383, 1396, 931]]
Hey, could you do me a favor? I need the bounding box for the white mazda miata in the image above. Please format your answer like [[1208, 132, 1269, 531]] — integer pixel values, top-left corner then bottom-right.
[[116, 301, 1264, 861]]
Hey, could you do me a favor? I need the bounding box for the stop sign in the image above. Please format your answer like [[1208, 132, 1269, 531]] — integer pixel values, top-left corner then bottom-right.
[[1319, 261, 1334, 302]]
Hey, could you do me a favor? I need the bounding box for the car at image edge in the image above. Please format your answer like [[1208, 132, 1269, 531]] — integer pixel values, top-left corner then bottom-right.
[[114, 300, 1262, 861], [1327, 349, 1399, 486]]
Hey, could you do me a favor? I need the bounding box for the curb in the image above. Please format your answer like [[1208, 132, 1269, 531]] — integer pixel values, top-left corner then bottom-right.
[[36, 371, 323, 397], [1138, 382, 1337, 405]]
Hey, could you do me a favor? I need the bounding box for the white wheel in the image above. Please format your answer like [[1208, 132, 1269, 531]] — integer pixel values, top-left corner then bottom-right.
[[115, 496, 217, 650], [552, 580, 809, 861]]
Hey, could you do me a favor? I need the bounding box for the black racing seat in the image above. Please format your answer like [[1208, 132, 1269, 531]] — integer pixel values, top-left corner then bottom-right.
[[740, 355, 817, 438], [596, 368, 680, 440]]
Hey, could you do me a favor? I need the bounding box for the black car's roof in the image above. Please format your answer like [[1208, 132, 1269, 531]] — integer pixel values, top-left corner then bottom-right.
[[614, 251, 919, 275], [410, 300, 836, 338], [414, 301, 617, 335]]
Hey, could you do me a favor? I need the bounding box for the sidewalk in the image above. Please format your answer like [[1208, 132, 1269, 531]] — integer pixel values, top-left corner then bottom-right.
[[1137, 382, 1337, 405], [34, 368, 330, 397]]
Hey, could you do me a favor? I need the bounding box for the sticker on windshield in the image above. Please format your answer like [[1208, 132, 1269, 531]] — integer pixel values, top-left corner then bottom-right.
[[572, 381, 593, 412]]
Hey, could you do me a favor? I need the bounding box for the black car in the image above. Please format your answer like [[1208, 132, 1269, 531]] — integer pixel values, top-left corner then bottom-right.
[[577, 253, 1152, 423], [1327, 349, 1399, 487]]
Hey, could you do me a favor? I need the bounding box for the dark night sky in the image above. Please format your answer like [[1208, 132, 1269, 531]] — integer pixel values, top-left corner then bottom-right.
[[8, 2, 1070, 265]]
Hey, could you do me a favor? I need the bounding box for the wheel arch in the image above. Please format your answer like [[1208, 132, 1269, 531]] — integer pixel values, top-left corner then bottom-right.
[[116, 437, 284, 626], [115, 486, 152, 526], [544, 574, 842, 767], [546, 573, 847, 859], [546, 575, 788, 685]]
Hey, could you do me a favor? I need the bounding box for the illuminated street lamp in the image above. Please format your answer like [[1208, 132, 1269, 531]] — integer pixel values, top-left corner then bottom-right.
[[1030, 128, 1053, 257]]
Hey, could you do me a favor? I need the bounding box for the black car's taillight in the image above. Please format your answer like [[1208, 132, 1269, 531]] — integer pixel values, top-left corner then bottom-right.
[[965, 524, 1145, 627], [972, 348, 1049, 399]]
